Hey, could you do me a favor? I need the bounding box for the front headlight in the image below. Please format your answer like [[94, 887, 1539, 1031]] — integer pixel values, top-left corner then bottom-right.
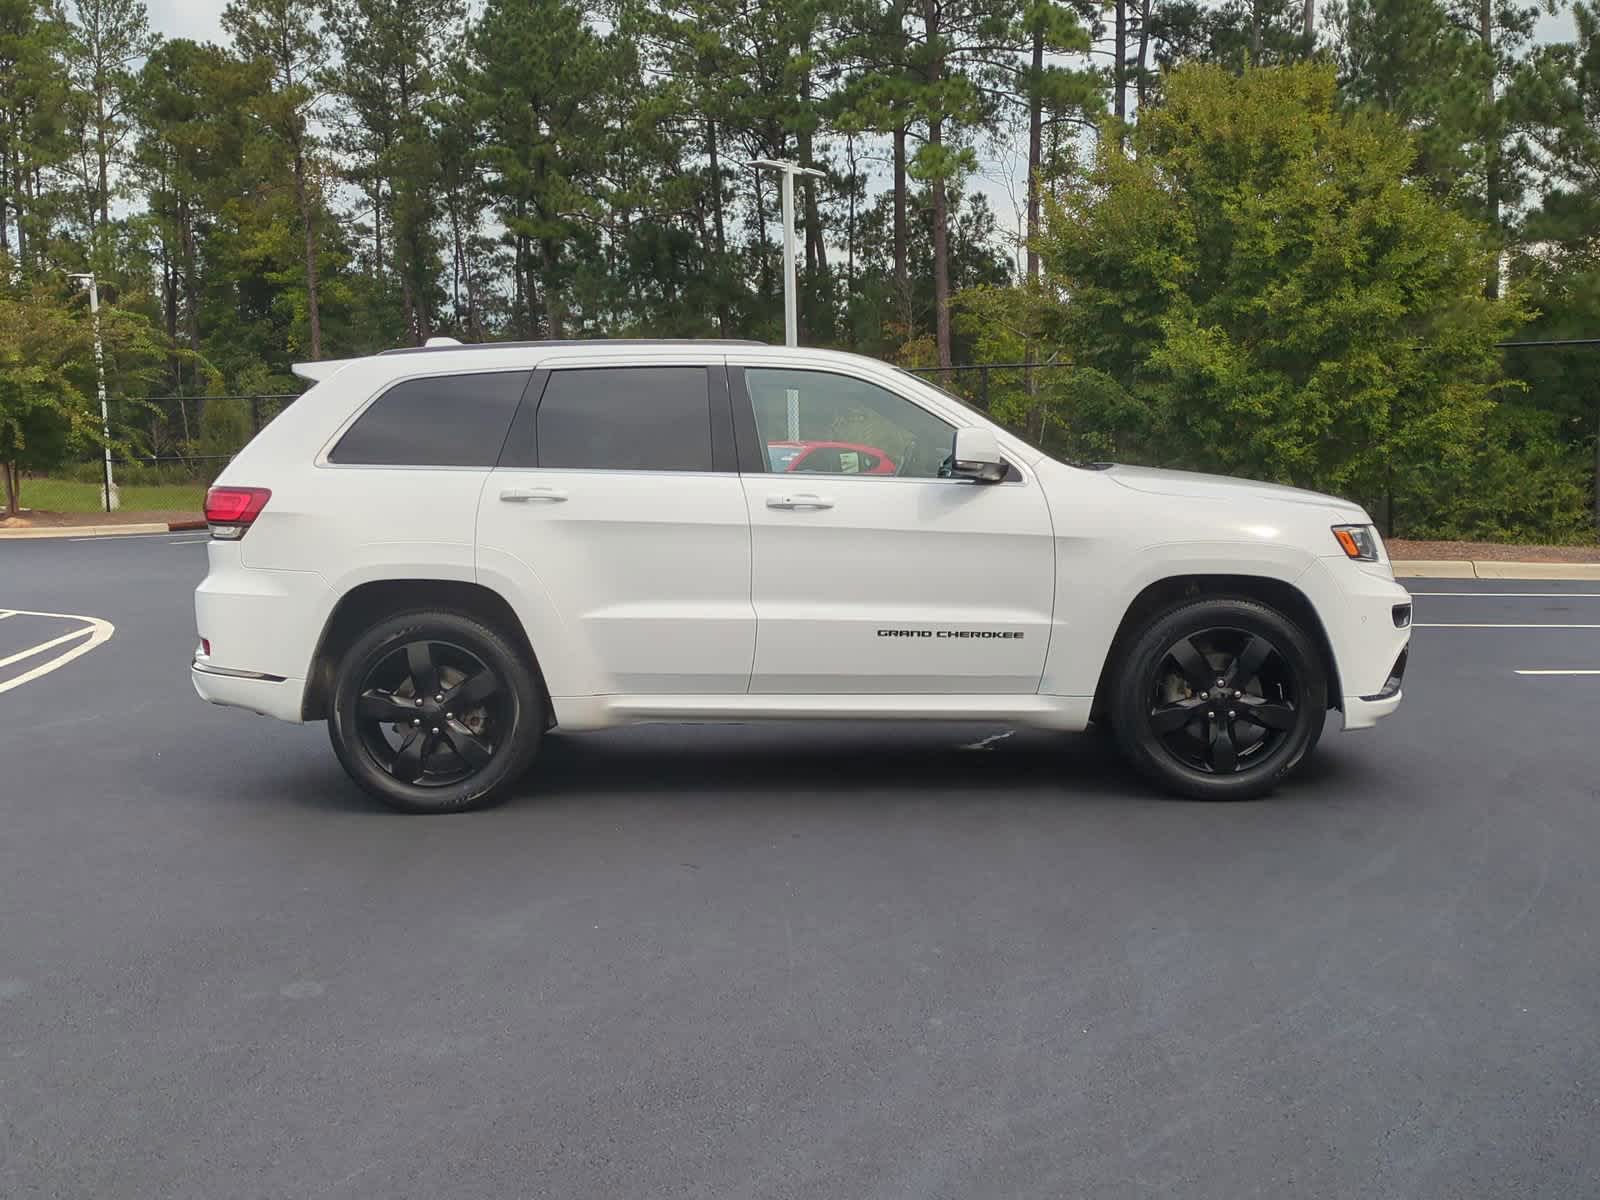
[[1332, 524, 1382, 562]]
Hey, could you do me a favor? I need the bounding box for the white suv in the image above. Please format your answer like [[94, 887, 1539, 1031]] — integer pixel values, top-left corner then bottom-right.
[[193, 340, 1411, 813]]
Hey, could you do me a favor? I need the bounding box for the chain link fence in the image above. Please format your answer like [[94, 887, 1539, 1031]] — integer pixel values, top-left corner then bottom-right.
[[14, 395, 298, 517]]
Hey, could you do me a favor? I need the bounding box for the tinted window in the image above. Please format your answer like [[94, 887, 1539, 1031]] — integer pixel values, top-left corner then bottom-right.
[[745, 368, 955, 479], [330, 372, 528, 466], [537, 367, 713, 471]]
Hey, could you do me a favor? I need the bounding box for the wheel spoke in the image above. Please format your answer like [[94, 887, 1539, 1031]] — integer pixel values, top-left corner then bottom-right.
[[1166, 637, 1216, 692], [393, 729, 429, 782], [443, 670, 499, 710], [358, 689, 414, 723], [1150, 697, 1206, 733], [442, 723, 493, 770], [406, 641, 439, 699], [1226, 636, 1272, 688], [1239, 698, 1296, 731], [1210, 718, 1237, 772]]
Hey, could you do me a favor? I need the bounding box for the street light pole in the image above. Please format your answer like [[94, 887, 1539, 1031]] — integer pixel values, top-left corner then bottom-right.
[[68, 272, 116, 512], [751, 159, 825, 348]]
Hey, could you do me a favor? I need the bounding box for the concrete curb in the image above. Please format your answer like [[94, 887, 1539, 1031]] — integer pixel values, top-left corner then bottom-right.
[[1394, 560, 1600, 581], [0, 522, 180, 540]]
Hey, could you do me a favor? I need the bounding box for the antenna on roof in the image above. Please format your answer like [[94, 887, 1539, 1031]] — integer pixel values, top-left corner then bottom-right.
[[423, 336, 462, 348]]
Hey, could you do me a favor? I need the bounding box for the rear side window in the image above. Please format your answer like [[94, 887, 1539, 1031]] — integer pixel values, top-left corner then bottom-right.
[[536, 367, 713, 471], [329, 371, 529, 466]]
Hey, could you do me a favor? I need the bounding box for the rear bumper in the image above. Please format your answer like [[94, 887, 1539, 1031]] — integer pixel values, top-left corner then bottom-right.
[[192, 655, 306, 722], [193, 540, 327, 723]]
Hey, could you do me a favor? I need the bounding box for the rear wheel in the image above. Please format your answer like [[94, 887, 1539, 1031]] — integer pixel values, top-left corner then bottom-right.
[[328, 610, 542, 813], [1110, 598, 1327, 801]]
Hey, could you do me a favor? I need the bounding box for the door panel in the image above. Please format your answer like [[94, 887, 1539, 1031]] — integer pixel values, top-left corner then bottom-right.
[[479, 471, 754, 694], [475, 364, 754, 696], [734, 366, 1055, 695]]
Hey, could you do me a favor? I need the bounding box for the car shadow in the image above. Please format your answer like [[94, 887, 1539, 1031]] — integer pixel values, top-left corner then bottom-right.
[[525, 723, 1130, 802], [262, 719, 1381, 816]]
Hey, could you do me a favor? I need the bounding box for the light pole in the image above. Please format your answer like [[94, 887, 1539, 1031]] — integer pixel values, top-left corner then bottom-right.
[[67, 272, 116, 512], [751, 159, 825, 349]]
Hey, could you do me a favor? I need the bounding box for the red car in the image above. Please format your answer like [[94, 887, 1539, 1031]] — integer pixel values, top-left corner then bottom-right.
[[766, 440, 898, 475]]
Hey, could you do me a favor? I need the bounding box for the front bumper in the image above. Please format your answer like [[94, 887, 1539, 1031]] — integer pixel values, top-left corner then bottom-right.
[[1297, 557, 1411, 731]]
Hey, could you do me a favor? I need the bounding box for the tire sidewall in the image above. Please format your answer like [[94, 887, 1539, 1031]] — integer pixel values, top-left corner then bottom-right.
[[1112, 599, 1328, 801], [328, 611, 542, 813]]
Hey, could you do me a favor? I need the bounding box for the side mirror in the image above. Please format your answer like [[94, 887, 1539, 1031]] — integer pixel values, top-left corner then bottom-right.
[[950, 427, 1008, 483]]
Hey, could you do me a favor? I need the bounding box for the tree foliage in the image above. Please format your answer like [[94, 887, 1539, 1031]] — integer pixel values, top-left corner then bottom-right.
[[1019, 64, 1525, 532], [0, 0, 1594, 537]]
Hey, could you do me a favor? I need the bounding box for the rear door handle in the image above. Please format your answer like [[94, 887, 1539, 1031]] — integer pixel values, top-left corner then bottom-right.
[[766, 493, 834, 510], [500, 486, 568, 502]]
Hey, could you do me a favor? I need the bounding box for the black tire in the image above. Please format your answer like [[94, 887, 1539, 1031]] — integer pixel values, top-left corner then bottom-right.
[[327, 609, 543, 813], [1109, 597, 1327, 801]]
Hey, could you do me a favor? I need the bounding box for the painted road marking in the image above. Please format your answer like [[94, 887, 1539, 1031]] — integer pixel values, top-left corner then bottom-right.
[[1515, 669, 1600, 676], [0, 625, 94, 670], [0, 611, 13, 621], [1415, 623, 1600, 629], [960, 730, 1016, 751], [0, 609, 115, 696]]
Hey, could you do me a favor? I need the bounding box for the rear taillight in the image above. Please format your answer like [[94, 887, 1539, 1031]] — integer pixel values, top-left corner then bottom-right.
[[204, 486, 271, 539]]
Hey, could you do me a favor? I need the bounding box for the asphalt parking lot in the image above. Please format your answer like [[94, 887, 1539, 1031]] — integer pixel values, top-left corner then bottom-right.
[[2, 534, 1598, 1199]]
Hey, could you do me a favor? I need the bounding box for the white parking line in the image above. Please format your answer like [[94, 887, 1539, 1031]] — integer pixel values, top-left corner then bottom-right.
[[1415, 623, 1600, 629], [1515, 669, 1600, 676], [0, 608, 116, 695], [1411, 591, 1600, 598], [0, 625, 93, 670], [0, 610, 13, 621]]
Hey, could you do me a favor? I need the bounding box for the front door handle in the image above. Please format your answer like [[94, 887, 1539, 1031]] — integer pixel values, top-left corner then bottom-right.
[[766, 493, 834, 510], [500, 486, 568, 502]]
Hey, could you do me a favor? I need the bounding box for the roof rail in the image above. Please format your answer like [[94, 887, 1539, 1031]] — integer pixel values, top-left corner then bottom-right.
[[377, 338, 769, 356]]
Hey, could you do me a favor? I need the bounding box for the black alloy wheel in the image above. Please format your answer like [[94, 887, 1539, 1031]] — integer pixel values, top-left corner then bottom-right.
[[1111, 598, 1327, 800], [328, 610, 543, 813], [354, 639, 506, 787], [1146, 628, 1299, 775]]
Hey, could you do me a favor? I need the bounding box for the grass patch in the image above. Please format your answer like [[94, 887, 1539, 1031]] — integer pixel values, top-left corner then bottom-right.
[[16, 477, 206, 513]]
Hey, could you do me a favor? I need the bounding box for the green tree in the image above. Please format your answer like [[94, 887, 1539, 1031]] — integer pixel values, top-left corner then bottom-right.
[[1017, 63, 1523, 532], [0, 0, 73, 272], [62, 0, 157, 244], [222, 0, 329, 358], [0, 279, 90, 515], [1509, 0, 1600, 531], [321, 0, 464, 344], [464, 0, 617, 338]]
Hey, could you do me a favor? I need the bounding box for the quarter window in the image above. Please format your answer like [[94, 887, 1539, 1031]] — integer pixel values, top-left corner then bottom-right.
[[745, 368, 955, 479], [329, 372, 528, 466], [536, 367, 714, 472]]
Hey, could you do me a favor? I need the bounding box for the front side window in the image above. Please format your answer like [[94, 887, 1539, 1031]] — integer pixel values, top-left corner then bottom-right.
[[329, 371, 529, 466], [745, 368, 955, 479], [537, 367, 714, 471]]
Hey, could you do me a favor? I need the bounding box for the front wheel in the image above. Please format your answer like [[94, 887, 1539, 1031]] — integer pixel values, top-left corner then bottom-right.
[[327, 610, 543, 813], [1109, 598, 1327, 801]]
